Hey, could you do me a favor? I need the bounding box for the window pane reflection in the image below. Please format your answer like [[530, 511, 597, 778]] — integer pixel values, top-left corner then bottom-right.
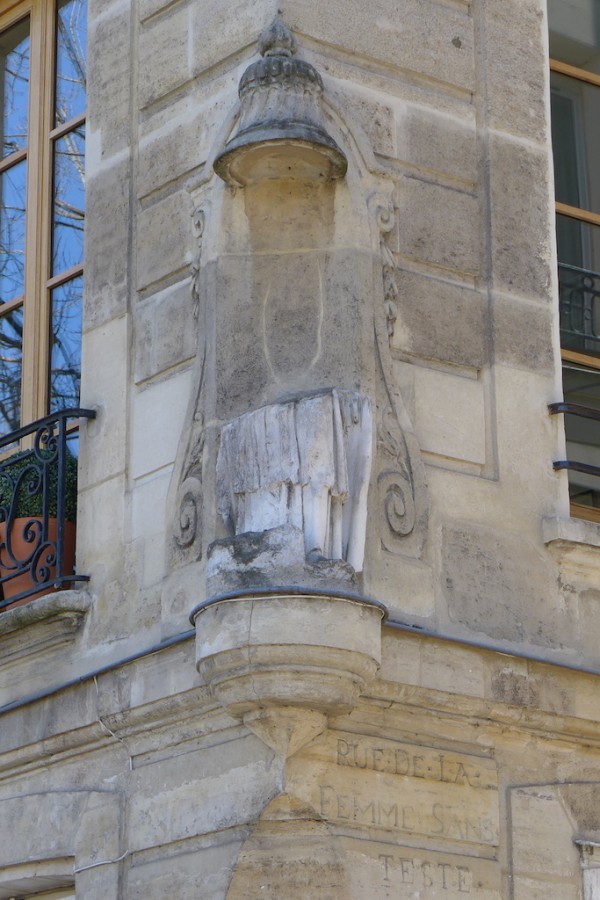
[[548, 0, 600, 70], [55, 0, 87, 127], [551, 72, 600, 216], [50, 276, 81, 412], [52, 126, 84, 276], [0, 16, 29, 159], [0, 306, 22, 433], [0, 159, 26, 304]]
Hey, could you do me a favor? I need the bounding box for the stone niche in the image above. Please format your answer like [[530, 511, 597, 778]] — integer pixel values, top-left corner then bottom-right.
[[168, 14, 429, 605], [166, 17, 433, 895]]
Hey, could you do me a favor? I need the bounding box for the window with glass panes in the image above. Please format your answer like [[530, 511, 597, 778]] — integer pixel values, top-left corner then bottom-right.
[[548, 0, 600, 520], [0, 0, 85, 437]]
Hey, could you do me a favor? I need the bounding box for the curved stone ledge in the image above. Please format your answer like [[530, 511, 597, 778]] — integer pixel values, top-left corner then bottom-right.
[[193, 591, 385, 757], [0, 590, 91, 669]]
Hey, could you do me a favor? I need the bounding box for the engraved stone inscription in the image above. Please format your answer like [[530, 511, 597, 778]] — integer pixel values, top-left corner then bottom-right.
[[336, 736, 496, 789], [379, 853, 473, 892], [374, 850, 500, 898], [318, 784, 497, 846], [287, 731, 499, 851], [340, 839, 502, 899]]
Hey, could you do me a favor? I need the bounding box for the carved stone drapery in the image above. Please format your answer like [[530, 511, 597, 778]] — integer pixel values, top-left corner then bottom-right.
[[216, 389, 372, 573]]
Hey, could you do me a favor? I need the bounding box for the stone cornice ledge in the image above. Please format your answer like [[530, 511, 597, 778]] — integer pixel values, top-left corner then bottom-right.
[[543, 516, 600, 549], [543, 516, 600, 582], [0, 590, 91, 666]]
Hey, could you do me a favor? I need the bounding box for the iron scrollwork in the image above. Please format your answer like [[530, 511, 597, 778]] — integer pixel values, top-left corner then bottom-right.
[[559, 262, 600, 353], [0, 408, 95, 610]]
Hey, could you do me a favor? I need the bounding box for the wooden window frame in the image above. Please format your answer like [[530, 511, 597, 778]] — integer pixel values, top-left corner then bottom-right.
[[551, 55, 600, 519], [0, 0, 85, 433]]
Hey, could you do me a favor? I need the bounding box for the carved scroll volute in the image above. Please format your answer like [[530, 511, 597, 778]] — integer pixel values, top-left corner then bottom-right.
[[374, 202, 399, 341], [168, 202, 209, 569], [190, 207, 205, 320], [369, 192, 428, 560], [378, 408, 416, 552]]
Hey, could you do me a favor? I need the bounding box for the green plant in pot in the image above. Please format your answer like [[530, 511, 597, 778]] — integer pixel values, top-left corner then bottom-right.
[[0, 446, 79, 605]]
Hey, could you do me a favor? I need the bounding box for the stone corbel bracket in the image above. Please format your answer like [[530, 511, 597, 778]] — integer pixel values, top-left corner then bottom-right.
[[191, 589, 385, 760]]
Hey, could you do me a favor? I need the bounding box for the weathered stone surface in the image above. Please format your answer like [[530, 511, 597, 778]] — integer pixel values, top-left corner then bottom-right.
[[396, 179, 480, 277], [136, 189, 195, 291], [138, 4, 192, 108], [488, 136, 553, 301], [510, 785, 581, 894], [492, 293, 555, 373], [189, 0, 279, 81], [392, 271, 487, 369], [128, 733, 277, 849], [131, 368, 193, 479], [334, 87, 395, 158], [137, 97, 229, 199], [393, 360, 486, 467], [84, 160, 131, 330], [0, 790, 122, 871], [126, 837, 248, 900], [211, 249, 368, 421], [442, 523, 570, 648], [342, 839, 502, 898], [278, 0, 475, 93], [88, 5, 132, 160], [396, 104, 477, 185], [0, 592, 91, 708], [206, 525, 358, 596], [79, 315, 129, 487], [369, 554, 435, 619], [134, 279, 196, 382], [76, 473, 127, 584], [482, 0, 549, 143]]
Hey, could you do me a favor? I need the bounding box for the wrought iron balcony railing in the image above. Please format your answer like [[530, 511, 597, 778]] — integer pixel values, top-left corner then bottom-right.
[[0, 408, 95, 611], [559, 262, 600, 352]]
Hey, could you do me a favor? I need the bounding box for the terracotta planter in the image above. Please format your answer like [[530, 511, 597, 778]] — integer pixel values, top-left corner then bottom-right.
[[0, 518, 76, 609]]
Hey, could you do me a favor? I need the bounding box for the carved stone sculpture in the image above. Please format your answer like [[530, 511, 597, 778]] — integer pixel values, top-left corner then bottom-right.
[[214, 17, 347, 185], [216, 389, 372, 573]]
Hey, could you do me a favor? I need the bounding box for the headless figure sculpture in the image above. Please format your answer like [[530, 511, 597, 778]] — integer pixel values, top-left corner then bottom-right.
[[216, 389, 372, 573]]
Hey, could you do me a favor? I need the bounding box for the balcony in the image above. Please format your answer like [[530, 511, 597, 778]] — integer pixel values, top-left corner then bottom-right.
[[559, 262, 600, 354], [0, 408, 95, 611]]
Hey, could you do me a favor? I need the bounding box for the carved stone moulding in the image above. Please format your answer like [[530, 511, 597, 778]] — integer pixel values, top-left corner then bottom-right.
[[191, 591, 385, 757], [214, 18, 347, 186]]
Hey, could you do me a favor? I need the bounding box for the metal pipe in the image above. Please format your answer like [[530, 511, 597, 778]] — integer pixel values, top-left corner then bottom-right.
[[189, 585, 388, 625], [2, 609, 600, 720], [384, 617, 600, 676], [0, 628, 195, 716]]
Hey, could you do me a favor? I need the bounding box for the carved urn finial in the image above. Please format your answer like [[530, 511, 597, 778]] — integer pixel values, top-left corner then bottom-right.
[[258, 16, 297, 57], [214, 17, 347, 186]]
